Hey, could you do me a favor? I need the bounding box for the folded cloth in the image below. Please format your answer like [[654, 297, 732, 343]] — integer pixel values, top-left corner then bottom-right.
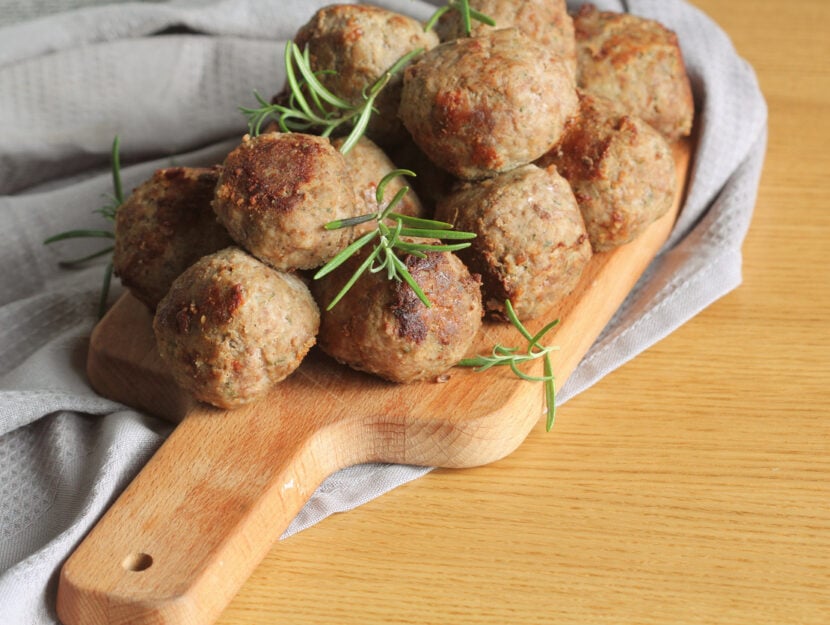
[[0, 0, 766, 622]]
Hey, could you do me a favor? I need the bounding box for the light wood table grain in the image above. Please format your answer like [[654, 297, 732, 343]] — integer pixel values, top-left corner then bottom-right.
[[216, 1, 830, 623]]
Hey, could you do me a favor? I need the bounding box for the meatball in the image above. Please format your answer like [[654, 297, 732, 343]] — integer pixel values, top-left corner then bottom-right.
[[153, 247, 319, 409], [212, 132, 362, 271], [113, 166, 234, 310], [313, 247, 482, 383], [433, 0, 576, 74], [399, 28, 578, 180], [537, 93, 676, 252], [435, 164, 591, 320], [573, 4, 694, 140], [330, 135, 424, 227], [293, 4, 439, 147]]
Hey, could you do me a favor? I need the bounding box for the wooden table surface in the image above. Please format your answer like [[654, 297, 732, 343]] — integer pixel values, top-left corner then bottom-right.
[[216, 1, 830, 623]]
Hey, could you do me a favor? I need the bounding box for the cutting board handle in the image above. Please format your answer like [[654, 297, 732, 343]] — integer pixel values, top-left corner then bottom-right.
[[57, 402, 366, 625]]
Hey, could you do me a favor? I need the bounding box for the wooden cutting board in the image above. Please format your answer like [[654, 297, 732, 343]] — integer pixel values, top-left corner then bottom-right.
[[56, 140, 691, 625]]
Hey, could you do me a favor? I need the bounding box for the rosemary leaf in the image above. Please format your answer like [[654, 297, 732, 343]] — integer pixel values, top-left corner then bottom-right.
[[530, 318, 561, 350], [325, 246, 382, 311], [396, 227, 476, 240], [379, 247, 398, 280], [459, 0, 472, 34], [58, 246, 115, 268], [390, 253, 432, 308], [324, 213, 378, 231], [241, 43, 420, 151], [380, 47, 423, 83], [378, 186, 411, 219], [394, 241, 472, 253], [508, 360, 552, 383], [44, 229, 115, 243], [494, 345, 520, 356], [457, 300, 560, 430], [111, 136, 124, 204], [45, 135, 124, 319], [339, 99, 375, 155], [457, 352, 500, 370], [465, 4, 496, 26], [315, 169, 474, 310], [313, 229, 378, 279], [284, 46, 317, 121], [376, 169, 416, 204], [389, 213, 454, 229], [379, 217, 404, 250], [423, 5, 451, 32], [505, 299, 534, 343], [425, 1, 496, 36], [304, 59, 330, 114], [291, 42, 352, 110], [544, 354, 556, 431]]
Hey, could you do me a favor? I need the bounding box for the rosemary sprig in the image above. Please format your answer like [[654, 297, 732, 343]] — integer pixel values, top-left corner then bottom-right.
[[44, 135, 123, 318], [458, 300, 560, 431], [314, 169, 476, 310], [240, 42, 422, 155], [424, 0, 496, 36]]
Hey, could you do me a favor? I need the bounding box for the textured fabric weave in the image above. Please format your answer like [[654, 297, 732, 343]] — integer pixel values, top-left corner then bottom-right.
[[0, 1, 766, 622]]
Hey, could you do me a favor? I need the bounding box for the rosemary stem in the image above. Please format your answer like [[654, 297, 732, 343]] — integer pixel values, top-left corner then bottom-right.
[[457, 300, 560, 431]]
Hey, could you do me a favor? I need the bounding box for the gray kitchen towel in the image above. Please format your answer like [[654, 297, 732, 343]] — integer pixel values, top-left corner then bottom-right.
[[0, 1, 766, 623]]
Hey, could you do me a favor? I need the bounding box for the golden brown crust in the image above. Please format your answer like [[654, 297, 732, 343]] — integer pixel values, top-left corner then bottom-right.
[[399, 28, 578, 180], [217, 132, 334, 217], [153, 247, 320, 408], [113, 166, 234, 310], [435, 164, 591, 319], [212, 133, 362, 271], [573, 4, 694, 140], [538, 93, 676, 251], [313, 245, 482, 383], [294, 4, 439, 147], [434, 0, 576, 74]]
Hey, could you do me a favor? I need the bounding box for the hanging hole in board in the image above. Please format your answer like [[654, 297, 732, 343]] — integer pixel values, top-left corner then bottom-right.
[[122, 552, 153, 572]]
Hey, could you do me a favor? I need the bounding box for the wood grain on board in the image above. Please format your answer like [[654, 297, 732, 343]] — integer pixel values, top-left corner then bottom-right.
[[56, 141, 691, 625]]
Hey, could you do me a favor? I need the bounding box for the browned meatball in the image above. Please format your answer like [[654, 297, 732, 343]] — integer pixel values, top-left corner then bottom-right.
[[153, 247, 319, 409], [399, 28, 578, 180], [435, 164, 591, 320], [313, 247, 482, 383], [330, 135, 424, 227], [212, 132, 361, 271], [112, 166, 234, 310], [294, 4, 439, 147], [433, 0, 576, 74], [573, 4, 694, 140], [538, 93, 676, 251]]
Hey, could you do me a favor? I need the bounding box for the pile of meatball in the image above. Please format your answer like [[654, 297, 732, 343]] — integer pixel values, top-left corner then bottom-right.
[[112, 1, 694, 409]]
